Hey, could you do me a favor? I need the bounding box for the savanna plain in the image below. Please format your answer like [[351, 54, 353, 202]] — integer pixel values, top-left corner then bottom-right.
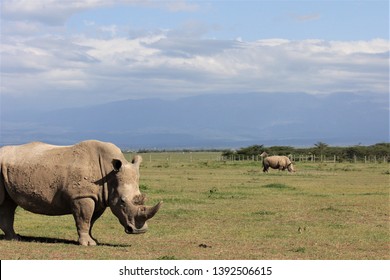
[[0, 152, 389, 260]]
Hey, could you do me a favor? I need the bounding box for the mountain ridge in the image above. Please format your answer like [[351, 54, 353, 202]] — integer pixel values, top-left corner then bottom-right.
[[1, 92, 388, 148]]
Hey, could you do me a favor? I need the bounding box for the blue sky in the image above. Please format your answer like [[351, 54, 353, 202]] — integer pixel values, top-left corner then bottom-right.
[[1, 0, 389, 110], [66, 1, 389, 40]]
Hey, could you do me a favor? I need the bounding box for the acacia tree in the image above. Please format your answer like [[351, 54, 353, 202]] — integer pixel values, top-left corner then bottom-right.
[[314, 141, 328, 161]]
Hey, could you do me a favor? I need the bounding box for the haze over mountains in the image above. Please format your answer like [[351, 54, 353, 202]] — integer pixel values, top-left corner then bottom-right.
[[1, 92, 388, 149]]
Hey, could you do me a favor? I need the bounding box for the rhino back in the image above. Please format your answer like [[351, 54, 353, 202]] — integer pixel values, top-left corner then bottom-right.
[[0, 141, 118, 215], [264, 156, 281, 167], [283, 156, 292, 165]]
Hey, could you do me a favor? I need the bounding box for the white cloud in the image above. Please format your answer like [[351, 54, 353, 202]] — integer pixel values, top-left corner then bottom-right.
[[2, 32, 388, 108], [164, 0, 199, 12], [2, 0, 98, 25], [1, 1, 388, 109]]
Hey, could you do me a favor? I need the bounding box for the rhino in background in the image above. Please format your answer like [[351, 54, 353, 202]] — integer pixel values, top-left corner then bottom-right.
[[260, 151, 295, 173], [0, 140, 162, 246]]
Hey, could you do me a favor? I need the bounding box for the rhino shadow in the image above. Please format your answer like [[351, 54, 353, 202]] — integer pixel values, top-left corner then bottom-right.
[[0, 234, 78, 245], [0, 234, 131, 247]]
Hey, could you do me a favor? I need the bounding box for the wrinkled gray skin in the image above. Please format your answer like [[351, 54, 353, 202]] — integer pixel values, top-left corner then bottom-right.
[[0, 140, 162, 246], [260, 152, 294, 173]]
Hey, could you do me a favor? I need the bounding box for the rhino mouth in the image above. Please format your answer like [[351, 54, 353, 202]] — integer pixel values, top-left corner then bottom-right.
[[125, 224, 147, 234]]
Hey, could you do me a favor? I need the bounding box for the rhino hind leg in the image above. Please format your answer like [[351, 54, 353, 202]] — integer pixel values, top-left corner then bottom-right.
[[71, 198, 97, 246], [0, 198, 20, 241]]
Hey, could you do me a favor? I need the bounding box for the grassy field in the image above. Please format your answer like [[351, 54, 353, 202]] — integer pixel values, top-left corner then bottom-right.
[[1, 152, 389, 260]]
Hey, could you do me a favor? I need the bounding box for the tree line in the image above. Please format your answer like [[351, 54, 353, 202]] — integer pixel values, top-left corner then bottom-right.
[[221, 142, 390, 162]]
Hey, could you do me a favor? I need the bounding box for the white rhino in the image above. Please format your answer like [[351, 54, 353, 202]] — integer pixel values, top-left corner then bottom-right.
[[260, 152, 295, 173], [0, 140, 162, 246]]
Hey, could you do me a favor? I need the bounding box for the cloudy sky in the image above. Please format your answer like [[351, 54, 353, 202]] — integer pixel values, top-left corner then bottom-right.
[[1, 0, 389, 111]]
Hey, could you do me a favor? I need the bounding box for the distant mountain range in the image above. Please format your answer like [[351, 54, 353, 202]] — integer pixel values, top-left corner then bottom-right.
[[1, 92, 389, 149]]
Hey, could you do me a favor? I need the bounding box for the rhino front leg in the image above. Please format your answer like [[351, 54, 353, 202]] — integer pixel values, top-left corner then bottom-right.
[[89, 209, 105, 244], [71, 198, 97, 246], [0, 198, 20, 241]]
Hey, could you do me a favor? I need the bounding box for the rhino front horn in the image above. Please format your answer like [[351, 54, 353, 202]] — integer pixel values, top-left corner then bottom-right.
[[143, 201, 163, 220]]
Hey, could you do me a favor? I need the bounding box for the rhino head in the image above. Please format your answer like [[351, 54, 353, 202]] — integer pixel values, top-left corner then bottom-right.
[[107, 155, 162, 234]]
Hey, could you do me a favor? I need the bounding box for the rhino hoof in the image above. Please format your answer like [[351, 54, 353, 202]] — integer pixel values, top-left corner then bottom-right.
[[4, 233, 21, 241], [78, 237, 97, 246]]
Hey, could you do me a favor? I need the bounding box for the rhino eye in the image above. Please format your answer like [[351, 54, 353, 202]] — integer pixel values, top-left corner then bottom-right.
[[120, 197, 126, 204]]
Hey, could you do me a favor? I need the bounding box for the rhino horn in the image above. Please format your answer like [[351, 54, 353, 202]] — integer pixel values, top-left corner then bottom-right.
[[139, 201, 163, 220]]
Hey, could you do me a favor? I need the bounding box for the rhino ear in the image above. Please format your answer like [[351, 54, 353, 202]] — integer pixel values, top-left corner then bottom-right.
[[112, 159, 122, 171]]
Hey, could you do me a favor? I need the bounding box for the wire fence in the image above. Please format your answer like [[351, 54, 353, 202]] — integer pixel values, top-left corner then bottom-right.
[[218, 154, 389, 164], [124, 151, 389, 164]]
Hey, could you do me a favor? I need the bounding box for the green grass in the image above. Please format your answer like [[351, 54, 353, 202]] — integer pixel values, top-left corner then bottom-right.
[[1, 154, 389, 260], [262, 183, 295, 190]]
